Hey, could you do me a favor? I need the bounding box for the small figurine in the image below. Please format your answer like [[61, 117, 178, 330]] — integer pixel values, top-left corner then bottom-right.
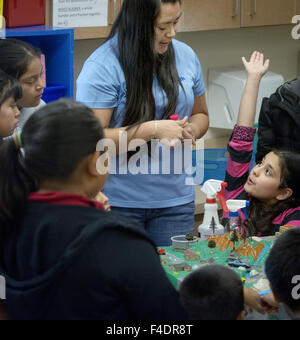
[[160, 255, 169, 266], [228, 260, 251, 271], [230, 229, 239, 251], [207, 239, 216, 254], [225, 220, 231, 234], [208, 240, 216, 249], [184, 249, 200, 261], [185, 232, 194, 241], [199, 258, 216, 267], [227, 253, 240, 262], [157, 248, 166, 256], [169, 262, 192, 272], [210, 217, 216, 236], [244, 219, 256, 241], [241, 229, 248, 249]]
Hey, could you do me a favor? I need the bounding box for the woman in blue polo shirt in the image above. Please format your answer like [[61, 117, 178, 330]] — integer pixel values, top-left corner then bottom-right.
[[77, 0, 209, 246]]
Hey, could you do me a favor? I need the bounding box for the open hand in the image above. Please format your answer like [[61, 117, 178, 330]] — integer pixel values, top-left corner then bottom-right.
[[242, 51, 270, 78]]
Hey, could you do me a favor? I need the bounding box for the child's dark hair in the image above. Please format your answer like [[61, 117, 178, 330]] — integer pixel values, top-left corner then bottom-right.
[[179, 265, 244, 320], [249, 150, 300, 235], [0, 69, 22, 106], [0, 99, 104, 243], [0, 38, 41, 79], [265, 228, 300, 314]]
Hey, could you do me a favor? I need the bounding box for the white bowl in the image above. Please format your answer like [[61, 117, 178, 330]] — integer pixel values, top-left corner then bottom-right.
[[171, 235, 199, 250]]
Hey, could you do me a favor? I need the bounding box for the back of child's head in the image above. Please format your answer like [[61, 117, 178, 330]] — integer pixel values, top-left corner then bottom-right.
[[265, 228, 300, 314], [0, 69, 22, 107], [0, 99, 104, 242], [179, 265, 244, 320], [0, 38, 41, 79]]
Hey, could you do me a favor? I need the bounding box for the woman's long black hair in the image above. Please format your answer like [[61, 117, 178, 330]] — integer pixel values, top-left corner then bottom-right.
[[107, 0, 183, 128], [0, 99, 104, 244], [247, 150, 300, 235]]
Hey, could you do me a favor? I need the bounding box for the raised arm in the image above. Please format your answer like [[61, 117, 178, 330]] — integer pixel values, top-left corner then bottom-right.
[[237, 51, 270, 127]]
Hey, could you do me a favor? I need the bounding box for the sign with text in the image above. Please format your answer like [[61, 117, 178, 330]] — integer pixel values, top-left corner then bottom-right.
[[52, 0, 108, 28]]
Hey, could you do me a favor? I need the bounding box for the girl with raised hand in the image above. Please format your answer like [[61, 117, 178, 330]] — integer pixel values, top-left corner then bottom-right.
[[224, 51, 300, 236]]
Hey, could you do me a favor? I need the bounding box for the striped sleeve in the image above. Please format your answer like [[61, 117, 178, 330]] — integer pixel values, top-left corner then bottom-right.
[[273, 207, 300, 229], [224, 125, 256, 202]]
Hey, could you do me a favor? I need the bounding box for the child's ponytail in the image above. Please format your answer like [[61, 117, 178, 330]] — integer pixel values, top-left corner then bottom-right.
[[0, 138, 36, 243], [0, 99, 104, 244]]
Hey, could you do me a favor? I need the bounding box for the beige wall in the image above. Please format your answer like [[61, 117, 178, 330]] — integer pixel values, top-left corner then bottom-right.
[[75, 25, 300, 85]]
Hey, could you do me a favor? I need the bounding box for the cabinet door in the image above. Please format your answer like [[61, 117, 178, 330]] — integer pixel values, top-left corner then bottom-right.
[[179, 0, 241, 32], [241, 0, 297, 27], [296, 0, 300, 13]]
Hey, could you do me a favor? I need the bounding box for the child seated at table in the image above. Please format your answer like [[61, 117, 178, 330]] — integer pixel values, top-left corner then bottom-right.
[[179, 265, 245, 320], [223, 51, 300, 236], [264, 228, 300, 320]]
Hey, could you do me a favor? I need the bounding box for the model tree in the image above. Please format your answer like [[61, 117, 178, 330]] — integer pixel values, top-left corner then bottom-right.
[[224, 219, 231, 233], [244, 219, 256, 242], [230, 229, 239, 250], [241, 228, 248, 249], [210, 217, 216, 236], [185, 232, 194, 241]]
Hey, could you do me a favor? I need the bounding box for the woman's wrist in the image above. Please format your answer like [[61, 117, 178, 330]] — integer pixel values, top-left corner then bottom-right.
[[154, 120, 158, 139]]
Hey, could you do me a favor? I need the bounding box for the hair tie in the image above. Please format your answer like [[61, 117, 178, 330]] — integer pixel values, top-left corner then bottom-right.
[[14, 132, 23, 149]]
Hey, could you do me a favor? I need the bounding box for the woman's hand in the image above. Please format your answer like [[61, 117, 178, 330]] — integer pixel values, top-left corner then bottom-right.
[[242, 51, 270, 79], [96, 191, 111, 211], [182, 123, 196, 144], [156, 116, 189, 148]]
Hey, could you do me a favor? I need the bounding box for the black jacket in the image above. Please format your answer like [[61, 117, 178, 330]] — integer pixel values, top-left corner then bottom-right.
[[256, 79, 300, 163], [0, 203, 186, 320]]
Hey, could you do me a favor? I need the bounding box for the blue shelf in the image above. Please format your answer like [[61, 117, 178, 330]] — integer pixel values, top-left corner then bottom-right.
[[6, 26, 74, 101]]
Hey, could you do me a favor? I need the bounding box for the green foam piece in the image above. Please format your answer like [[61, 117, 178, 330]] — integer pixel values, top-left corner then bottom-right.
[[161, 237, 274, 290]]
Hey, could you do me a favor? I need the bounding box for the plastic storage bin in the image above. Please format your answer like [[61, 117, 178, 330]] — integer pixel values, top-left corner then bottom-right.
[[3, 0, 45, 28], [208, 66, 284, 129], [42, 84, 66, 103]]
